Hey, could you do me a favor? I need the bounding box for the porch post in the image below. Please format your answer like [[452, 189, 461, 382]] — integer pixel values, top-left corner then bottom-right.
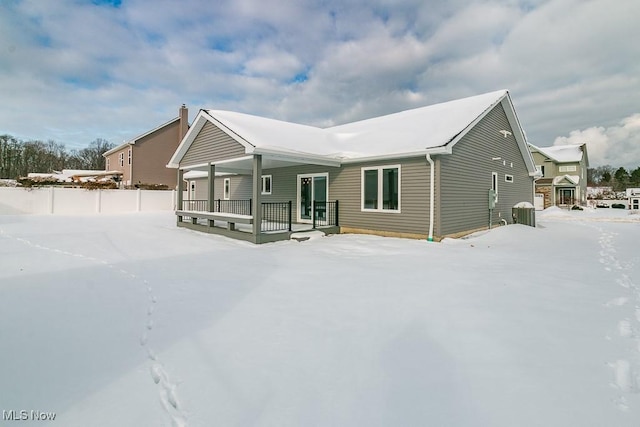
[[252, 155, 262, 236], [177, 168, 184, 210], [208, 163, 215, 212]]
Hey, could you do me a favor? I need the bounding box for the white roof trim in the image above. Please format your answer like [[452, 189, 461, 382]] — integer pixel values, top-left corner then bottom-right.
[[252, 147, 341, 167], [340, 148, 449, 164], [212, 155, 254, 166], [167, 110, 255, 168]]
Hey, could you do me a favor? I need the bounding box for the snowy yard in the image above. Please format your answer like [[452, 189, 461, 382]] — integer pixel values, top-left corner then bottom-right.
[[1, 208, 639, 426]]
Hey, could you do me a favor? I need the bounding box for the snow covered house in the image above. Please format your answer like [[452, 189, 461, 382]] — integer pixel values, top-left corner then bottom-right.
[[168, 90, 538, 243], [529, 143, 589, 209]]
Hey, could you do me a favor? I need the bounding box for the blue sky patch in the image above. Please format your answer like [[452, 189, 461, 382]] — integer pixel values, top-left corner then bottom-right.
[[290, 71, 309, 84], [91, 0, 122, 6], [207, 37, 234, 52]]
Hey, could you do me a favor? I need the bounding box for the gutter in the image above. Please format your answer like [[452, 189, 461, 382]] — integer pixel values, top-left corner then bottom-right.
[[426, 154, 435, 242]]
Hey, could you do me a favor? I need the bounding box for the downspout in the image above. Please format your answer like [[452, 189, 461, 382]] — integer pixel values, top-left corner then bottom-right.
[[426, 154, 435, 242]]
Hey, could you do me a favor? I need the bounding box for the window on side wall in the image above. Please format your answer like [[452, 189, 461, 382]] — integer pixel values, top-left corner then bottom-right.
[[223, 178, 230, 200], [559, 165, 577, 172], [262, 175, 272, 195], [361, 165, 400, 212], [505, 174, 514, 183], [119, 152, 124, 167], [128, 149, 132, 165]]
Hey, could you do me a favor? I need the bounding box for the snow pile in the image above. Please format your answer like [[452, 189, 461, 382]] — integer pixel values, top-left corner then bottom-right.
[[537, 205, 571, 218], [0, 212, 639, 426], [0, 178, 18, 187]]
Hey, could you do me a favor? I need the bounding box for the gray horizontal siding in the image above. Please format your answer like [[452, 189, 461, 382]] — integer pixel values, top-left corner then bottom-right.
[[333, 158, 430, 235], [187, 159, 432, 234], [438, 103, 534, 237], [186, 175, 251, 201], [181, 122, 246, 167], [263, 160, 430, 233], [262, 164, 341, 221]]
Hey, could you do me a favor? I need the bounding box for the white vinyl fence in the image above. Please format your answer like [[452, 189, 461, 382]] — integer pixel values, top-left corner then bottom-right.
[[0, 187, 176, 215]]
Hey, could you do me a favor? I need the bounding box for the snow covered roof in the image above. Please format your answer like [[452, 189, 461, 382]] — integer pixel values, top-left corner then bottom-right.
[[169, 90, 536, 174], [530, 143, 585, 164], [325, 90, 508, 157], [553, 175, 580, 185], [205, 90, 507, 159]]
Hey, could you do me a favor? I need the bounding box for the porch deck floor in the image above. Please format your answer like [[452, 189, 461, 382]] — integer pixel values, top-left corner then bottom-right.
[[180, 216, 319, 234]]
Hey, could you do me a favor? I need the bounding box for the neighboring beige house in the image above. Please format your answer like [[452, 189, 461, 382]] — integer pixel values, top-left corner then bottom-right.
[[103, 105, 189, 188], [529, 143, 589, 209]]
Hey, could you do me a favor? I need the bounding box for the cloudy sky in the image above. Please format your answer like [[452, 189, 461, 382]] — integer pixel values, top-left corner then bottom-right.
[[1, 0, 638, 167]]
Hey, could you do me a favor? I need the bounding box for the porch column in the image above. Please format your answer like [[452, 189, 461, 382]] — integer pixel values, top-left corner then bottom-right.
[[252, 154, 262, 236], [176, 168, 184, 210], [208, 163, 215, 212]]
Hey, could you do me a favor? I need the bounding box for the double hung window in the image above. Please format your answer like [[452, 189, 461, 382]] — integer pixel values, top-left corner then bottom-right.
[[361, 165, 400, 212]]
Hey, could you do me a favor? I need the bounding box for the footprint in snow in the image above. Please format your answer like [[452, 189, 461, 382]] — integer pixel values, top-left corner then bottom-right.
[[618, 320, 633, 338], [610, 359, 636, 393], [605, 297, 628, 307]]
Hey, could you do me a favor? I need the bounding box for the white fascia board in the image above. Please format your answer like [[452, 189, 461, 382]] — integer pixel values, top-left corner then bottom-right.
[[167, 110, 209, 167], [341, 147, 450, 164], [444, 93, 506, 152], [167, 110, 254, 168], [500, 94, 538, 175], [202, 110, 255, 151], [178, 162, 210, 171], [252, 148, 341, 167], [212, 155, 254, 166], [214, 166, 253, 175]]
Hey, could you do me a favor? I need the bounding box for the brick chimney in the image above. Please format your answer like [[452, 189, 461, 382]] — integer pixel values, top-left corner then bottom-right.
[[179, 104, 188, 143]]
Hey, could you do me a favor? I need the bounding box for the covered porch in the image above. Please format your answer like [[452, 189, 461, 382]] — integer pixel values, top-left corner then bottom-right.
[[175, 153, 340, 244]]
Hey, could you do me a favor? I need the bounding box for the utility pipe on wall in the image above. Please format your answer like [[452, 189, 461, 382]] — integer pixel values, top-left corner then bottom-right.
[[426, 154, 435, 241]]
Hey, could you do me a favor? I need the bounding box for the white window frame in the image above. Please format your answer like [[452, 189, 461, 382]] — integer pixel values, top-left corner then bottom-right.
[[119, 152, 124, 167], [505, 174, 514, 183], [559, 165, 577, 172], [492, 172, 499, 202], [361, 165, 401, 213], [261, 175, 272, 195], [128, 148, 132, 165], [223, 178, 230, 200], [296, 172, 329, 224]]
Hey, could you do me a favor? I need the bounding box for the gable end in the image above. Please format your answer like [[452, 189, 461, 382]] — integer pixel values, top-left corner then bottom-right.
[[181, 121, 247, 167]]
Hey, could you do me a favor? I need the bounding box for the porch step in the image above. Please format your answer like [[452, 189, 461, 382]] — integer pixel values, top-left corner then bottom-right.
[[290, 230, 325, 242]]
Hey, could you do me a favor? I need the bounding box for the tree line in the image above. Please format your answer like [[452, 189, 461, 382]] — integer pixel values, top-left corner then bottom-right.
[[587, 165, 640, 191], [0, 134, 115, 179]]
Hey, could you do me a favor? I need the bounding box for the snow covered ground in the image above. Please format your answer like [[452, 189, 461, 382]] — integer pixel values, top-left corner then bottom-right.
[[1, 208, 639, 426]]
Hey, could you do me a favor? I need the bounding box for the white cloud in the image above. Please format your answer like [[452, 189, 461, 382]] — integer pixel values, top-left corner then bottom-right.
[[553, 113, 640, 168]]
